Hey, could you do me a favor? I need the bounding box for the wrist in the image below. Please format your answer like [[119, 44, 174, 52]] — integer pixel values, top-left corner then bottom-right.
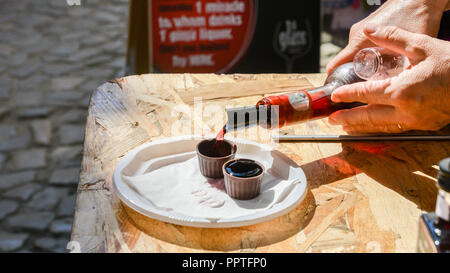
[[419, 0, 448, 12]]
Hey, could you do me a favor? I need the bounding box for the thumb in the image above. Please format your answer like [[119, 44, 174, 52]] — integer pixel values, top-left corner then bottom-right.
[[363, 24, 427, 61]]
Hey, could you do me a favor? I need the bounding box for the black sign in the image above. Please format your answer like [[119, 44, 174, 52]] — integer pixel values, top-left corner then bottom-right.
[[230, 1, 320, 73]]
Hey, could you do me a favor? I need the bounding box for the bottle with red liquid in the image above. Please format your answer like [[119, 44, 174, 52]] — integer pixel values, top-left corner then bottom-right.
[[224, 48, 406, 132], [224, 62, 363, 131], [417, 158, 450, 253]]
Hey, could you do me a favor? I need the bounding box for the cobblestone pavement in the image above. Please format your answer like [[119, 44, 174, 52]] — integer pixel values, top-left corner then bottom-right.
[[0, 0, 129, 253], [321, 32, 343, 73], [0, 0, 341, 253]]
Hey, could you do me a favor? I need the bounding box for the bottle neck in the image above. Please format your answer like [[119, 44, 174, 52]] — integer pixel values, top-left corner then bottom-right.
[[324, 62, 364, 86]]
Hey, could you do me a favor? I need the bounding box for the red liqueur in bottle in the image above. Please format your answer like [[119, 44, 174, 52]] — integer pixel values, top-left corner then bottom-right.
[[223, 49, 406, 132], [256, 62, 364, 128], [224, 62, 364, 131]]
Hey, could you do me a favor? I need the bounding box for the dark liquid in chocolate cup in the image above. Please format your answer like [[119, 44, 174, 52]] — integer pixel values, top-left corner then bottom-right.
[[198, 139, 233, 158], [225, 159, 263, 178]]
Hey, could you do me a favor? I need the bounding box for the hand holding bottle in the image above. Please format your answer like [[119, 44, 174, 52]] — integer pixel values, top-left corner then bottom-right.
[[329, 24, 450, 133], [326, 0, 448, 74]]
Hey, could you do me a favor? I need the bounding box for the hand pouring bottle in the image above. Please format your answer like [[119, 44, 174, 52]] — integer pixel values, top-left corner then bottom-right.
[[224, 48, 406, 132], [224, 62, 363, 131]]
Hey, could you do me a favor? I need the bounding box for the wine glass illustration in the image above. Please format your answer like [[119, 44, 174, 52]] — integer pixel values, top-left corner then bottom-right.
[[273, 19, 313, 73]]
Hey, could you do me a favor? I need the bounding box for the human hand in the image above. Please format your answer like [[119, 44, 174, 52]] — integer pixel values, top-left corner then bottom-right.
[[328, 25, 450, 133], [326, 0, 448, 74]]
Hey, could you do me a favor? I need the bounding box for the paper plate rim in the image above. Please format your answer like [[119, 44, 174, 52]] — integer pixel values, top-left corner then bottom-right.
[[112, 135, 307, 228]]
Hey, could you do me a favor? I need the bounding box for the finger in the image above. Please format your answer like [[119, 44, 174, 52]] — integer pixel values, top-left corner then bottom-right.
[[328, 104, 401, 128], [325, 40, 371, 75], [331, 79, 393, 105], [342, 124, 405, 134], [326, 34, 375, 74], [363, 24, 427, 61]]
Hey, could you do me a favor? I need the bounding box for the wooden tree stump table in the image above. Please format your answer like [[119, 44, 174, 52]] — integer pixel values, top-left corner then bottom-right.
[[70, 73, 450, 253]]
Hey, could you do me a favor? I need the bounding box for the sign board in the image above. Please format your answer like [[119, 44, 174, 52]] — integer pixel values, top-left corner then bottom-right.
[[150, 0, 320, 73]]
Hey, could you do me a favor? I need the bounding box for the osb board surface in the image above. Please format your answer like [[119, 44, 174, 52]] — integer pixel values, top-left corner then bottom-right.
[[71, 73, 450, 253]]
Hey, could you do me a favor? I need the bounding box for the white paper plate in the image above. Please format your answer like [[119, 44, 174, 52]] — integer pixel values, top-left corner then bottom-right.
[[113, 135, 307, 228]]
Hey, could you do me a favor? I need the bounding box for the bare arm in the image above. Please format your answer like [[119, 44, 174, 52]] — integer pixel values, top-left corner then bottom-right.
[[329, 25, 450, 133], [326, 0, 448, 74], [429, 0, 450, 11]]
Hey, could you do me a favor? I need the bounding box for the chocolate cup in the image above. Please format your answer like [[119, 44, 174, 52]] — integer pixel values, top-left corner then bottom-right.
[[196, 139, 237, 178], [223, 159, 265, 200]]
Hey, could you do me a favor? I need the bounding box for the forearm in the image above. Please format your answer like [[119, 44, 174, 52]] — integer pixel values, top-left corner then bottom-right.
[[410, 0, 448, 35], [436, 0, 450, 11], [421, 0, 449, 12]]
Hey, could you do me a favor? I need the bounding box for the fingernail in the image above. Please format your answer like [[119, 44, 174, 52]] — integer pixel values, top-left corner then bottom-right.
[[342, 126, 355, 134], [328, 116, 338, 125], [364, 23, 378, 35], [331, 87, 344, 102], [331, 93, 340, 103]]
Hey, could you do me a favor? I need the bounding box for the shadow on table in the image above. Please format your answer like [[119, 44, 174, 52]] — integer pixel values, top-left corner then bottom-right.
[[300, 128, 450, 211], [117, 142, 317, 251], [120, 189, 316, 251], [117, 128, 449, 251]]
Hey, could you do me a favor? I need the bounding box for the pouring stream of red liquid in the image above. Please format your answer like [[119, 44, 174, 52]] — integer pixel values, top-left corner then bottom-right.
[[211, 126, 228, 157]]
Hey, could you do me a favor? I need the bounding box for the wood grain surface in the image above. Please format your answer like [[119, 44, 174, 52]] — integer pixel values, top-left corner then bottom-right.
[[70, 73, 450, 253]]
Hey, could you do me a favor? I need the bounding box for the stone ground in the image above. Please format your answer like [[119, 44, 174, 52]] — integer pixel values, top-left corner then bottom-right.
[[0, 0, 129, 253], [0, 0, 341, 253], [320, 32, 344, 73]]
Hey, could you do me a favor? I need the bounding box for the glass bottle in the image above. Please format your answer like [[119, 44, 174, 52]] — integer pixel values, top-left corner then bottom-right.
[[225, 62, 364, 131], [224, 48, 408, 131], [417, 157, 450, 253]]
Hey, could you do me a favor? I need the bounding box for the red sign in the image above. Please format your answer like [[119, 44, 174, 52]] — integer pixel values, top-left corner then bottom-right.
[[152, 0, 256, 73]]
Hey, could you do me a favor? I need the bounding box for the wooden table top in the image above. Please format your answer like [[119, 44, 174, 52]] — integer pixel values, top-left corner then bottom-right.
[[71, 73, 450, 253]]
